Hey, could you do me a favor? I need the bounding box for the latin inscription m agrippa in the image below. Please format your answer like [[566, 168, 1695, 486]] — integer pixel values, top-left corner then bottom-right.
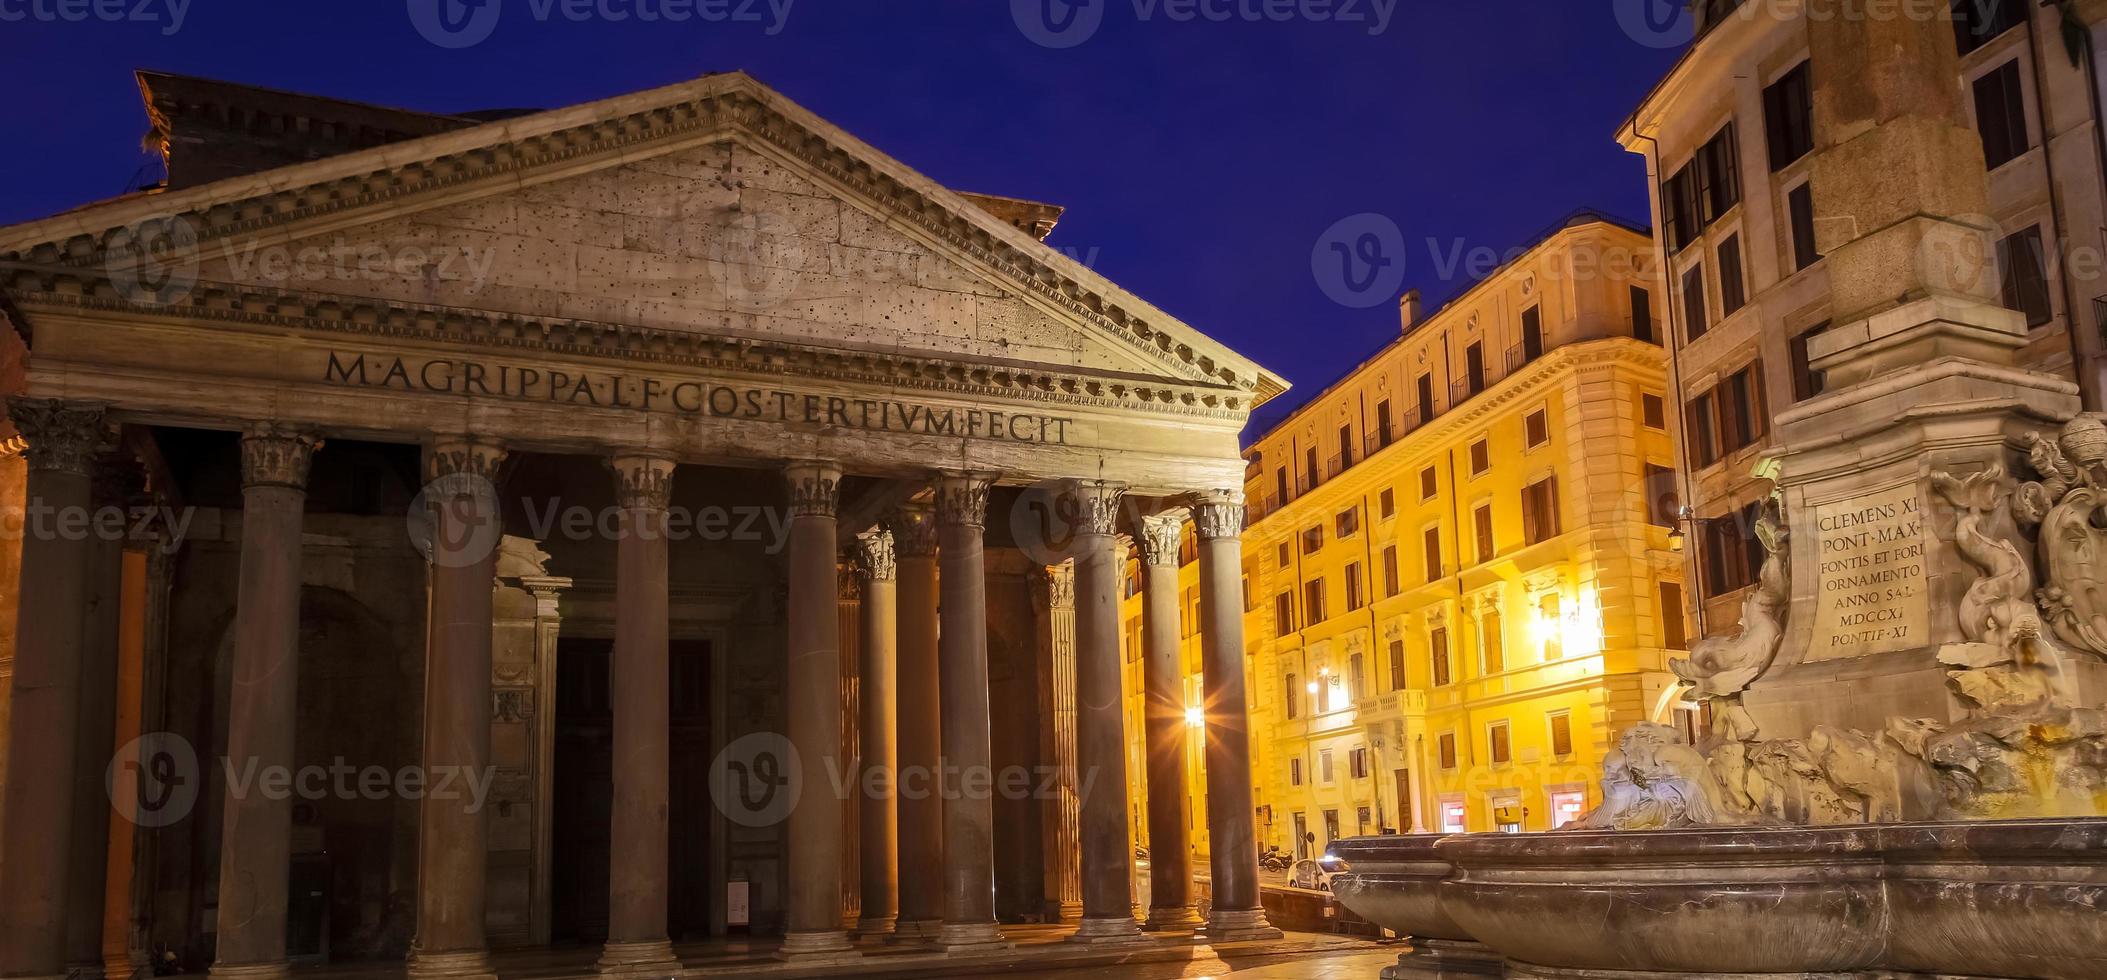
[[1810, 483, 1928, 659], [320, 351, 1074, 446]]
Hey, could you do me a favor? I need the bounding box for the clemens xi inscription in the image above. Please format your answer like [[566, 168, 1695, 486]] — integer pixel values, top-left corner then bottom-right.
[[1811, 482, 1929, 659]]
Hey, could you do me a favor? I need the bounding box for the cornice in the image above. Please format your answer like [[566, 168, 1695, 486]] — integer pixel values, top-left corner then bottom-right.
[[0, 280, 1250, 423], [0, 73, 1280, 406]]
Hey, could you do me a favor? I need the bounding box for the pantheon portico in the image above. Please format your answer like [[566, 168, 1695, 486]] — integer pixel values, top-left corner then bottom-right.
[[0, 70, 1287, 977]]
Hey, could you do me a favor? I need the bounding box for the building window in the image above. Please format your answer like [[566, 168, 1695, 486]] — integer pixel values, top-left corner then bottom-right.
[[1420, 465, 1439, 500], [1430, 626, 1452, 686], [1469, 438, 1491, 476], [1337, 507, 1360, 538], [1344, 562, 1365, 612], [1473, 504, 1496, 563], [1664, 162, 1700, 253], [1440, 800, 1467, 833], [1302, 525, 1324, 555], [1788, 181, 1820, 270], [1631, 285, 1657, 343], [1791, 321, 1831, 401], [1465, 342, 1487, 395], [1539, 592, 1564, 660], [1642, 392, 1667, 429], [1999, 225, 2053, 328], [1320, 749, 1335, 783], [1379, 488, 1396, 519], [1717, 234, 1747, 316], [1688, 361, 1767, 467], [1550, 712, 1574, 757], [1551, 790, 1588, 829], [1764, 61, 1814, 171], [1689, 389, 1720, 467], [1339, 422, 1355, 470], [1350, 746, 1370, 780], [1376, 400, 1394, 447], [1697, 123, 1742, 225], [1521, 305, 1545, 362], [1423, 526, 1443, 581], [1482, 609, 1505, 674], [1682, 264, 1708, 342], [1290, 756, 1303, 785], [1645, 464, 1680, 528], [1304, 578, 1328, 624], [1488, 721, 1512, 766], [1285, 673, 1300, 719], [1304, 446, 1320, 492], [1324, 809, 1341, 846], [1438, 731, 1458, 770], [1382, 545, 1400, 596], [1277, 541, 1292, 567], [1356, 805, 1372, 835], [1955, 0, 2027, 57], [1661, 581, 1689, 649], [1417, 372, 1437, 422], [1388, 638, 1407, 691], [1701, 500, 1767, 598], [1349, 653, 1366, 702], [1521, 476, 1561, 545], [1524, 409, 1549, 448], [1974, 60, 2030, 170], [1275, 466, 1290, 507], [1275, 591, 1296, 636]]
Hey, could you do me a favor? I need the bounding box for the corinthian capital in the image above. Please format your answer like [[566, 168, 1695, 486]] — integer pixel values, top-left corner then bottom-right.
[[784, 460, 841, 519], [240, 423, 323, 491], [883, 504, 939, 558], [1060, 479, 1126, 537], [856, 528, 896, 581], [1036, 561, 1076, 609], [1188, 489, 1246, 541], [426, 438, 507, 483], [611, 454, 676, 512], [7, 398, 108, 476], [1139, 511, 1186, 567], [934, 471, 996, 529]]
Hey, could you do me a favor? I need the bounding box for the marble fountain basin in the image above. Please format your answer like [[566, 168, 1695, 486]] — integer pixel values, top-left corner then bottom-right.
[[1326, 818, 2107, 980]]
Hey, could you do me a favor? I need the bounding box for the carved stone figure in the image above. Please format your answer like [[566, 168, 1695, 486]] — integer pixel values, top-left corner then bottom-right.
[[1565, 723, 1764, 831], [2014, 414, 2107, 660], [1671, 497, 1788, 698]]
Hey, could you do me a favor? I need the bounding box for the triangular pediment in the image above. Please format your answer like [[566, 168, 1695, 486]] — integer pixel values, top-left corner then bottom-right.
[[0, 72, 1284, 409]]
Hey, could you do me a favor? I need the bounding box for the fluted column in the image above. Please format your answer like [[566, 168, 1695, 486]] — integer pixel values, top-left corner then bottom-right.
[[882, 506, 943, 940], [778, 462, 858, 963], [598, 455, 682, 976], [0, 400, 107, 980], [408, 438, 506, 980], [1138, 511, 1203, 931], [1034, 563, 1082, 924], [852, 530, 899, 936], [208, 424, 322, 980], [932, 473, 1009, 953], [1191, 490, 1282, 943], [1061, 482, 1144, 944]]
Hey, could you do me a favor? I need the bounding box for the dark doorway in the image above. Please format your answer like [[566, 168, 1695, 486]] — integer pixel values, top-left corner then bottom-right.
[[551, 637, 715, 944]]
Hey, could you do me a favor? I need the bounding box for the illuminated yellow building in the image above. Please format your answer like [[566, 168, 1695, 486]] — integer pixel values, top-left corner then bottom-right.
[[1122, 213, 1694, 860]]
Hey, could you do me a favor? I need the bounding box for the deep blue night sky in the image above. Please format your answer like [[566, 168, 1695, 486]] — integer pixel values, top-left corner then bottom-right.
[[0, 0, 1683, 431]]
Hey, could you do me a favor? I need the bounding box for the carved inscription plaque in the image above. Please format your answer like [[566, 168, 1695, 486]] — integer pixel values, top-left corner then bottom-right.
[[1810, 482, 1928, 660]]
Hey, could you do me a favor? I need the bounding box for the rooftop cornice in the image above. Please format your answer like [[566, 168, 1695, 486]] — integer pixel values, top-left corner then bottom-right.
[[0, 71, 1286, 408]]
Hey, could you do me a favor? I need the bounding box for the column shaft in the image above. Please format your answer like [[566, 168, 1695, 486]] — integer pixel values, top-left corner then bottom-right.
[[1068, 484, 1142, 944], [409, 439, 504, 980], [778, 463, 856, 962], [885, 508, 943, 939], [65, 459, 141, 980], [1193, 491, 1282, 943], [854, 532, 899, 936], [932, 474, 1007, 952], [212, 425, 321, 980], [0, 400, 105, 980], [598, 457, 680, 976], [1138, 514, 1200, 931]]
